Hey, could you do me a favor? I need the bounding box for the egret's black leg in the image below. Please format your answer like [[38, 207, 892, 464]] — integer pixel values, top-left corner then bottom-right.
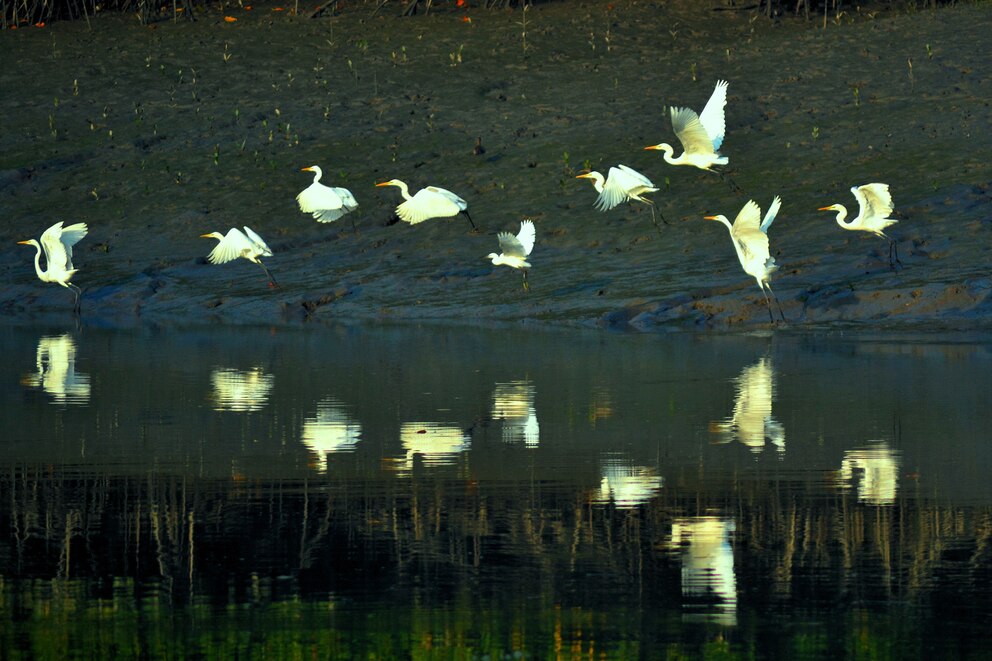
[[259, 262, 278, 288], [461, 210, 479, 231], [766, 283, 786, 322], [522, 269, 529, 292]]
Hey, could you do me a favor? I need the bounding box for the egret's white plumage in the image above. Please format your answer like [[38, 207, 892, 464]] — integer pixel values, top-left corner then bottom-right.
[[296, 165, 359, 227], [576, 164, 665, 229], [200, 226, 277, 286], [375, 178, 477, 229], [705, 197, 785, 322], [17, 220, 89, 312], [487, 220, 536, 291], [819, 183, 901, 268], [645, 80, 729, 171]]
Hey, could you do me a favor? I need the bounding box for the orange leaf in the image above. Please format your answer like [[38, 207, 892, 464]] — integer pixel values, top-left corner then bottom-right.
[[461, 15, 471, 22], [224, 15, 237, 21], [244, 4, 252, 8], [456, 0, 465, 6], [35, 21, 45, 27], [273, 6, 284, 10]]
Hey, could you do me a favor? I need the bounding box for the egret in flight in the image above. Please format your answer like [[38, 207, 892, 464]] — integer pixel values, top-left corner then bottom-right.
[[488, 220, 535, 291], [297, 165, 359, 231], [375, 179, 477, 230], [576, 164, 666, 231], [704, 197, 786, 323], [818, 183, 902, 269], [200, 226, 278, 287], [17, 220, 89, 313], [645, 80, 729, 172]]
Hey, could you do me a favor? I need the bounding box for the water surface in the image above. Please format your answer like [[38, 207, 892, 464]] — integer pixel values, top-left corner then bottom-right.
[[1, 324, 990, 658]]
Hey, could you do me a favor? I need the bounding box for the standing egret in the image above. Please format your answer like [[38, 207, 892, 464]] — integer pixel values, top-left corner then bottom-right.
[[200, 226, 278, 287], [818, 183, 902, 269], [297, 165, 359, 231], [17, 220, 89, 313], [704, 197, 786, 322], [375, 179, 477, 230], [487, 220, 536, 292], [576, 164, 666, 231], [644, 80, 729, 172]]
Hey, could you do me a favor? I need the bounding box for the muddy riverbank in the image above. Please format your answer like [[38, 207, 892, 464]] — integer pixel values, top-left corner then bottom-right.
[[1, 1, 990, 330]]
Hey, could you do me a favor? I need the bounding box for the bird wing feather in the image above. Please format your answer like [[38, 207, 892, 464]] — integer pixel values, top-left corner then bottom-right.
[[670, 107, 717, 156], [40, 222, 71, 272], [332, 187, 359, 211], [615, 164, 655, 189], [425, 186, 468, 210], [297, 183, 345, 213], [516, 220, 536, 257], [759, 196, 782, 234], [698, 80, 729, 151], [595, 169, 631, 211], [498, 231, 526, 258], [207, 228, 252, 264], [852, 183, 893, 223], [242, 226, 273, 257]]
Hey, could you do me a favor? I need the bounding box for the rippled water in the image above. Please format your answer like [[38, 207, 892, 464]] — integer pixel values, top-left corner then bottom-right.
[[1, 324, 990, 658]]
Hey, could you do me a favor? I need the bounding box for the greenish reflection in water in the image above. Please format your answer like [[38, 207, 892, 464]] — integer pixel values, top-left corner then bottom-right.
[[0, 324, 990, 659]]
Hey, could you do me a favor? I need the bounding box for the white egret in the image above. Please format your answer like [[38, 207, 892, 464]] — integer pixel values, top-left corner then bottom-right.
[[296, 165, 359, 231], [576, 164, 665, 231], [210, 367, 274, 412], [704, 197, 786, 322], [711, 356, 785, 454], [375, 179, 477, 229], [17, 221, 89, 313], [200, 226, 277, 287], [487, 220, 536, 291], [644, 80, 729, 172], [818, 183, 902, 269]]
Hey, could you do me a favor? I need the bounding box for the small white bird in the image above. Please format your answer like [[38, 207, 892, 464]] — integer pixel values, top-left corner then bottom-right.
[[576, 164, 665, 231], [819, 183, 902, 269], [645, 80, 730, 173], [704, 197, 786, 322], [200, 226, 277, 287], [296, 165, 359, 230], [17, 220, 89, 313], [375, 179, 477, 230], [487, 220, 536, 291]]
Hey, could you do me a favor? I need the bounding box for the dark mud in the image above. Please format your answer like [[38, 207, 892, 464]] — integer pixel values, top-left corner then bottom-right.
[[1, 1, 990, 330]]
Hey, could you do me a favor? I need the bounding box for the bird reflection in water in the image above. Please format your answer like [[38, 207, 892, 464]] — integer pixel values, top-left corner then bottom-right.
[[22, 334, 90, 404], [491, 380, 540, 447], [397, 422, 471, 472], [592, 455, 663, 509], [711, 356, 784, 454], [209, 367, 273, 412], [838, 441, 901, 505], [301, 398, 361, 472], [667, 516, 738, 626]]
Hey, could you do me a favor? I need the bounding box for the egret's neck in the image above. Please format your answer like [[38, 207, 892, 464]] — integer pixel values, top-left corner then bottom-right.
[[712, 217, 734, 234], [395, 181, 412, 200], [29, 242, 46, 280], [589, 173, 605, 193], [832, 205, 850, 227], [659, 144, 678, 165], [310, 167, 323, 184]]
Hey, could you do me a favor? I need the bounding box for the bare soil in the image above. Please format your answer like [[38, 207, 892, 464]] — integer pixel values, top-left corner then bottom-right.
[[1, 0, 990, 330]]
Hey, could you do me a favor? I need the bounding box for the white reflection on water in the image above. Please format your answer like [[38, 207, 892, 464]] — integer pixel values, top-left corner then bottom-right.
[[209, 367, 273, 412], [838, 441, 901, 505], [492, 380, 540, 447], [592, 456, 663, 509], [22, 334, 90, 405], [397, 422, 471, 471], [668, 516, 738, 626], [301, 398, 362, 472], [711, 356, 784, 454]]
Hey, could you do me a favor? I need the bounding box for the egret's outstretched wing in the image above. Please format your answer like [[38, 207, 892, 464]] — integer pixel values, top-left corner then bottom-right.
[[594, 168, 632, 211], [615, 164, 655, 190], [242, 226, 273, 257], [852, 183, 893, 222], [40, 221, 85, 272], [297, 184, 359, 223], [497, 232, 526, 259], [670, 107, 716, 156], [732, 200, 763, 233], [207, 228, 252, 264], [425, 186, 467, 209], [759, 196, 782, 234], [334, 187, 359, 211], [515, 220, 536, 257], [698, 80, 729, 150], [731, 201, 768, 262]]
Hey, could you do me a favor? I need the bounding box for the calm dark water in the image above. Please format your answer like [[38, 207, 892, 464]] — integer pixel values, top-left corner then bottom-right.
[[0, 323, 990, 659]]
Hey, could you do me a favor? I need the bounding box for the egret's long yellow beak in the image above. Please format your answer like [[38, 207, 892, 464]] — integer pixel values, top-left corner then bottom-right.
[[301, 167, 314, 172], [703, 216, 719, 221], [374, 181, 392, 187], [16, 240, 30, 245], [817, 206, 833, 211], [643, 145, 660, 151], [199, 233, 213, 239], [575, 173, 593, 179]]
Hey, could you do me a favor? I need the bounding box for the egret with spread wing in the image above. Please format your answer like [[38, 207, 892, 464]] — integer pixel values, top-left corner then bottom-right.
[[375, 179, 477, 230], [819, 183, 902, 269], [645, 80, 729, 172], [297, 165, 359, 231], [17, 220, 89, 313], [487, 220, 536, 292], [200, 226, 278, 287], [704, 197, 786, 322], [576, 164, 665, 231]]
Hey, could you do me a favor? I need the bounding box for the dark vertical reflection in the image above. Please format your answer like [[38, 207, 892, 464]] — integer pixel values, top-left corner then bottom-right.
[[0, 325, 989, 658]]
